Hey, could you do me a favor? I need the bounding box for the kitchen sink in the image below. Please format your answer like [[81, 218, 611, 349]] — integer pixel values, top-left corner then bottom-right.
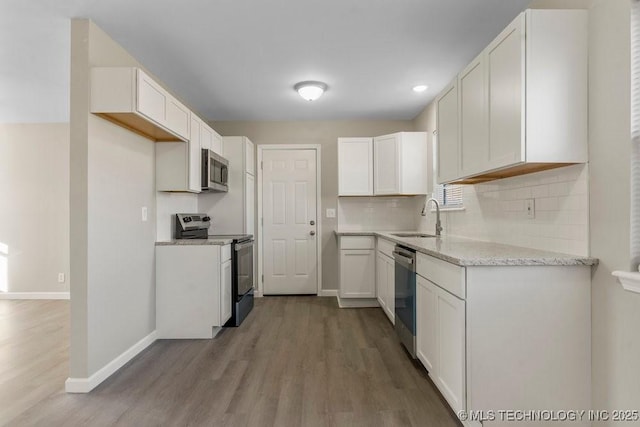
[[391, 232, 438, 238]]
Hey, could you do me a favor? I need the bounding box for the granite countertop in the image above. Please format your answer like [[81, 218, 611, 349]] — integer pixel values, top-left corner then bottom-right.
[[155, 238, 234, 246], [335, 230, 598, 267]]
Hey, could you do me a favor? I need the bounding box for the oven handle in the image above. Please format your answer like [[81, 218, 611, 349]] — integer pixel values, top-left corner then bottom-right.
[[235, 241, 254, 252]]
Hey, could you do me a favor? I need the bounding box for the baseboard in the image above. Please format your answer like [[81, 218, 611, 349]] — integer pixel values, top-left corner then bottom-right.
[[318, 289, 338, 297], [65, 330, 157, 393], [0, 292, 70, 300], [336, 295, 380, 308]]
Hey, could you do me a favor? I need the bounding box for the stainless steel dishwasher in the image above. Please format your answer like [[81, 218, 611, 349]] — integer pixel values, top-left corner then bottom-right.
[[393, 244, 417, 358]]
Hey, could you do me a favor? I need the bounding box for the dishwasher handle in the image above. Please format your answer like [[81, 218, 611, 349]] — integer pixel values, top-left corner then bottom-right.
[[393, 250, 415, 265]]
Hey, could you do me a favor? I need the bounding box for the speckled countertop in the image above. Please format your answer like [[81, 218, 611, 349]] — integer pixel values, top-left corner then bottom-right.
[[335, 230, 598, 267], [155, 238, 233, 246]]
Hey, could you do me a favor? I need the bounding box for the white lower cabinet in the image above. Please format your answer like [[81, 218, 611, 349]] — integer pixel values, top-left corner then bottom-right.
[[417, 275, 466, 414], [338, 236, 377, 302], [416, 252, 592, 426], [220, 258, 232, 326], [156, 244, 232, 338], [339, 249, 375, 298], [376, 251, 395, 323]]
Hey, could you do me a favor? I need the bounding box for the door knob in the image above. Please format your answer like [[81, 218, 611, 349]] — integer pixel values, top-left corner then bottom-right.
[[310, 220, 315, 226], [310, 231, 316, 236]]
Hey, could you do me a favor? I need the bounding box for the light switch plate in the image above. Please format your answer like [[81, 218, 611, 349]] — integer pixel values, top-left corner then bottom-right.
[[326, 208, 336, 218], [141, 206, 148, 222], [525, 199, 535, 219]]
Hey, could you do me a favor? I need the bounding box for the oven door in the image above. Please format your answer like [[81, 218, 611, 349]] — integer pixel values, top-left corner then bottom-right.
[[235, 240, 254, 299]]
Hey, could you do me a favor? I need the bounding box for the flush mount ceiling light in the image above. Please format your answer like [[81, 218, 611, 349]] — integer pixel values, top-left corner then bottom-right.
[[294, 81, 327, 101], [413, 85, 429, 93]]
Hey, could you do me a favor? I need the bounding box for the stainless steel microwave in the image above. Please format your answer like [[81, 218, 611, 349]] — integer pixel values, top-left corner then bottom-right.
[[201, 149, 229, 192]]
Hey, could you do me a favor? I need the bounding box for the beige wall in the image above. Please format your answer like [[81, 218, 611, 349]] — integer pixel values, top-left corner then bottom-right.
[[70, 20, 157, 378], [0, 123, 70, 294], [211, 120, 414, 291], [588, 0, 640, 419]]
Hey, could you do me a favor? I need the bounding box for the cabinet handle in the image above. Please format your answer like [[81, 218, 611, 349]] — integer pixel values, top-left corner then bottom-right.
[[310, 231, 316, 236]]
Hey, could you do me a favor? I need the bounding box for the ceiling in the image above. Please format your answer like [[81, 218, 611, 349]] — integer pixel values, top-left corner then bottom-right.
[[0, 0, 532, 123]]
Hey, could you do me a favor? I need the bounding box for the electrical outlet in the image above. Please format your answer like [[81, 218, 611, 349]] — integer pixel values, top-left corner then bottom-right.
[[525, 199, 535, 219], [326, 208, 336, 218], [58, 273, 65, 283], [141, 206, 148, 222]]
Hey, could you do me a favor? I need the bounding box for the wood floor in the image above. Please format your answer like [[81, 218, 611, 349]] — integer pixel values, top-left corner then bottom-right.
[[3, 297, 460, 427]]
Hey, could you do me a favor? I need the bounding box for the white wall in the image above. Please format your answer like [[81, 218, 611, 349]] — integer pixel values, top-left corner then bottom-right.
[[156, 192, 198, 241], [588, 0, 640, 419], [70, 19, 158, 379], [0, 123, 70, 294]]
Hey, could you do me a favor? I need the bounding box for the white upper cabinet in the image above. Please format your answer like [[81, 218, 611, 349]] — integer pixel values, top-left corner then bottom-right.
[[374, 132, 429, 195], [436, 83, 459, 184], [212, 129, 223, 156], [338, 138, 374, 196], [91, 67, 191, 142], [200, 123, 213, 151], [486, 13, 525, 170], [436, 9, 588, 184], [244, 138, 255, 176], [156, 113, 201, 193], [459, 53, 488, 178], [339, 133, 428, 196]]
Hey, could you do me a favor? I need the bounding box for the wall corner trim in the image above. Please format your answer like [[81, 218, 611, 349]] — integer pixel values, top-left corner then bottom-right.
[[65, 330, 158, 393], [0, 292, 70, 300]]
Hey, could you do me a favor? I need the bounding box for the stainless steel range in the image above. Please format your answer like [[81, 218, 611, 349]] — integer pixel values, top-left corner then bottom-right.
[[174, 213, 255, 326]]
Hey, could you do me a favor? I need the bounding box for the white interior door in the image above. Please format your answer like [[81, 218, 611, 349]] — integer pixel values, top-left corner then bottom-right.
[[262, 149, 318, 295]]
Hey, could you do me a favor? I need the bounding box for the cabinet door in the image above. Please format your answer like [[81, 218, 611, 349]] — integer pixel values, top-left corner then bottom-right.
[[220, 259, 233, 325], [212, 130, 223, 155], [435, 288, 466, 413], [200, 124, 213, 151], [385, 255, 395, 323], [339, 249, 376, 298], [374, 135, 400, 195], [416, 276, 438, 373], [136, 69, 167, 125], [188, 115, 202, 192], [376, 252, 387, 311], [245, 172, 255, 235], [338, 138, 373, 196], [165, 96, 190, 140], [245, 138, 255, 176], [436, 81, 459, 183], [487, 13, 525, 169], [459, 55, 488, 177]]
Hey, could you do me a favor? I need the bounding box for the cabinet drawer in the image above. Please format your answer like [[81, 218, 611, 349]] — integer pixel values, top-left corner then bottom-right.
[[377, 237, 395, 258], [416, 253, 465, 299], [221, 244, 232, 262], [340, 236, 375, 250]]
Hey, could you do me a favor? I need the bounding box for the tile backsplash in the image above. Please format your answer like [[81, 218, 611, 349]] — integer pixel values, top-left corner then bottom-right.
[[338, 196, 420, 231], [156, 192, 198, 241], [418, 164, 589, 256]]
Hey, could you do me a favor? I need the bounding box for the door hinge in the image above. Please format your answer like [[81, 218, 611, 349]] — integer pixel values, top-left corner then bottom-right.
[[261, 161, 263, 170], [261, 217, 264, 226], [261, 274, 264, 283]]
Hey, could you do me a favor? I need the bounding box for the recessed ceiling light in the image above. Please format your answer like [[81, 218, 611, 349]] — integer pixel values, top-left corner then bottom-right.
[[294, 81, 327, 101], [413, 85, 428, 93]]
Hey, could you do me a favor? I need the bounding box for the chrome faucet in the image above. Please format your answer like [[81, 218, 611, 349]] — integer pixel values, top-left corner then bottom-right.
[[421, 198, 443, 237]]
